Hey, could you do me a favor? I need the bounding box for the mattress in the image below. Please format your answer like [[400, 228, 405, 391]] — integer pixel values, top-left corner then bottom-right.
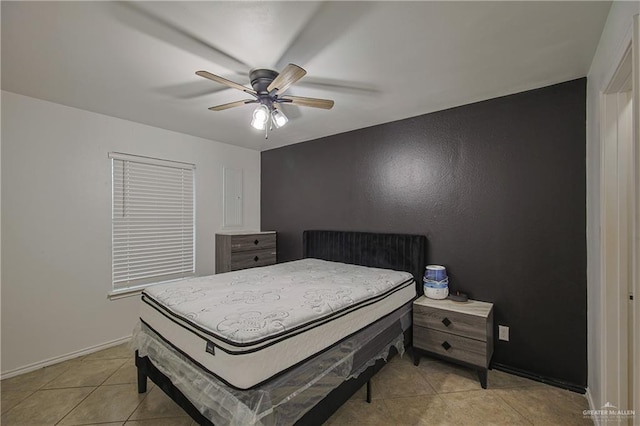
[[134, 302, 412, 425], [140, 258, 416, 389]]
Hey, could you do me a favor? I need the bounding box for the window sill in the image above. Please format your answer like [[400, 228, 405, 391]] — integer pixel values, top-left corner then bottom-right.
[[107, 286, 146, 300], [108, 276, 195, 301]]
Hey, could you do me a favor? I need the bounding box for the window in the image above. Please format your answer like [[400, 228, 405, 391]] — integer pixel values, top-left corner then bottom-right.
[[110, 153, 195, 297]]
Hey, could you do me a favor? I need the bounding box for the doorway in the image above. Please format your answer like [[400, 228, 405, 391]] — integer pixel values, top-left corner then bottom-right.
[[599, 15, 639, 420]]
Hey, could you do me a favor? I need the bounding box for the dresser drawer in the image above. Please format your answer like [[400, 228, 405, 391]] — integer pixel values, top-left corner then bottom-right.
[[230, 248, 276, 271], [413, 303, 487, 341], [414, 327, 488, 367], [230, 233, 276, 252], [216, 232, 277, 274]]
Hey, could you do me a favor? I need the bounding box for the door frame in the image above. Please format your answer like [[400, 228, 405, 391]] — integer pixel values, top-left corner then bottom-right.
[[632, 14, 640, 418], [598, 14, 639, 419]]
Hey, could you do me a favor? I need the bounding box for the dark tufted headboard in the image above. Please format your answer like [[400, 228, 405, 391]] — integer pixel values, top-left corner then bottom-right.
[[302, 230, 427, 296]]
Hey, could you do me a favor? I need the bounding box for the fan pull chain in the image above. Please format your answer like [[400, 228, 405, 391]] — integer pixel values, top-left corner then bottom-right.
[[264, 115, 274, 139]]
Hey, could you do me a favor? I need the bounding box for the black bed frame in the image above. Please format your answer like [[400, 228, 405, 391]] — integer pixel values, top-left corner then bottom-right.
[[135, 230, 427, 425]]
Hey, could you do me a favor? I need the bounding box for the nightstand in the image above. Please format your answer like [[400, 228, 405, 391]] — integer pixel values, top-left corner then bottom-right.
[[413, 296, 494, 388], [215, 231, 276, 273]]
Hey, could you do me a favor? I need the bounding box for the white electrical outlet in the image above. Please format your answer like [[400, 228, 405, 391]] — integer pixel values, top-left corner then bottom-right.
[[498, 325, 510, 341]]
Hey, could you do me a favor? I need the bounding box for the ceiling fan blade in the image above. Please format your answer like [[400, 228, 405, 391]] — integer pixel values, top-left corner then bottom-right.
[[296, 77, 380, 96], [158, 80, 229, 99], [112, 2, 251, 74], [267, 64, 307, 95], [196, 71, 256, 96], [274, 2, 374, 70], [281, 95, 334, 110], [208, 99, 256, 111]]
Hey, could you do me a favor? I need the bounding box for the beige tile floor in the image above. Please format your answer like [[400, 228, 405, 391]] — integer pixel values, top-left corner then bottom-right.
[[1, 343, 592, 425]]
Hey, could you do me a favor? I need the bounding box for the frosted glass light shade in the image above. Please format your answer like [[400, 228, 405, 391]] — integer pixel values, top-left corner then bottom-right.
[[271, 109, 288, 128], [251, 105, 269, 130]]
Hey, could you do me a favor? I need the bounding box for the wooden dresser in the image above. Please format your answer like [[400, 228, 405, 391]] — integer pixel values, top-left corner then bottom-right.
[[413, 296, 494, 388], [215, 231, 276, 273]]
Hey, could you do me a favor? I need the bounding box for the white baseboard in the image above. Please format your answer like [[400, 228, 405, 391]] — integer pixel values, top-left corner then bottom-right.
[[585, 387, 601, 426], [0, 335, 132, 380]]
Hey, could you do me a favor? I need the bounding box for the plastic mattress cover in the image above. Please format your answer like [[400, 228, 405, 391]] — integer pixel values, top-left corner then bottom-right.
[[132, 302, 411, 426]]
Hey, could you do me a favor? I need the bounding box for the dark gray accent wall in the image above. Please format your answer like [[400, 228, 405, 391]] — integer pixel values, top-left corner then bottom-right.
[[261, 78, 587, 388]]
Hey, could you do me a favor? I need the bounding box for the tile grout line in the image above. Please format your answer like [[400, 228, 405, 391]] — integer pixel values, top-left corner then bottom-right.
[[124, 374, 152, 424], [416, 372, 481, 395], [1, 358, 84, 420], [97, 355, 144, 425], [380, 392, 450, 424], [0, 389, 37, 417], [489, 388, 535, 425], [410, 355, 483, 394], [53, 355, 131, 425], [1, 347, 132, 425], [54, 385, 101, 426], [388, 357, 443, 395]]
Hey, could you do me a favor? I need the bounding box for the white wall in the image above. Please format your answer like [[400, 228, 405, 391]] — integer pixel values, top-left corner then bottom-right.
[[586, 3, 640, 411], [0, 91, 261, 376]]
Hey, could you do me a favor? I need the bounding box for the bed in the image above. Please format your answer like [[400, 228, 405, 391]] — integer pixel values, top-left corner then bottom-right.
[[134, 230, 427, 425]]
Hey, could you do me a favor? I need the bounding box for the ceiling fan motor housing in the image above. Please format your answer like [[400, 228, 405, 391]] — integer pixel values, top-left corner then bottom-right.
[[250, 69, 279, 96]]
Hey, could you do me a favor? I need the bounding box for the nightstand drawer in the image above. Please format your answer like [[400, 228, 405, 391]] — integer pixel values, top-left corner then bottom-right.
[[230, 248, 276, 270], [413, 296, 493, 388], [413, 304, 487, 341], [230, 234, 276, 252], [414, 327, 487, 367]]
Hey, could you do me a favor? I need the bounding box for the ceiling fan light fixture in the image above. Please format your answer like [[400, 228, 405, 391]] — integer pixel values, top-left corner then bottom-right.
[[271, 109, 288, 128], [197, 64, 334, 137], [250, 105, 269, 130]]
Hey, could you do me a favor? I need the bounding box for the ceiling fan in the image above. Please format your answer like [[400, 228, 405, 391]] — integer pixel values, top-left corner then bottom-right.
[[196, 64, 334, 137]]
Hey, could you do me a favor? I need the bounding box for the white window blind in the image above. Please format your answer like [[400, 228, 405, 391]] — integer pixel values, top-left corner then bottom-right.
[[110, 153, 195, 293]]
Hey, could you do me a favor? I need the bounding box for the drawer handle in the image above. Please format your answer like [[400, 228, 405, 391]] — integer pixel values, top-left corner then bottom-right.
[[441, 341, 451, 351], [442, 317, 451, 327], [254, 239, 259, 245], [254, 256, 259, 262]]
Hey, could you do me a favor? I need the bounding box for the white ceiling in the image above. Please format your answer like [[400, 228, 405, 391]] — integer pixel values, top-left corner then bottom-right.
[[1, 1, 610, 151]]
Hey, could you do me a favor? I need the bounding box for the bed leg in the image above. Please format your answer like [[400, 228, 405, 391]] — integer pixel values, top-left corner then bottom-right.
[[137, 365, 147, 394], [366, 380, 372, 403]]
